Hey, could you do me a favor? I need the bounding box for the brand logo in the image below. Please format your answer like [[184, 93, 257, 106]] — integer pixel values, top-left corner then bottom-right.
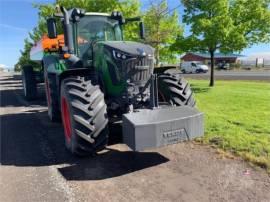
[[162, 128, 187, 144]]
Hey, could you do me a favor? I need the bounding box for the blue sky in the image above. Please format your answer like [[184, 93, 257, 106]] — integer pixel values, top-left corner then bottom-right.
[[0, 0, 269, 68]]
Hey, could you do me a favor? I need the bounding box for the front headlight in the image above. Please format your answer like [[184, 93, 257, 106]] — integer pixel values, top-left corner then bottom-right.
[[112, 50, 129, 60]]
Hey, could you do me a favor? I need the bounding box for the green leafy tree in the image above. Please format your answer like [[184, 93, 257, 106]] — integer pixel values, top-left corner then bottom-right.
[[173, 0, 270, 86], [144, 0, 183, 65], [14, 4, 55, 72], [14, 39, 39, 72], [15, 0, 140, 71]]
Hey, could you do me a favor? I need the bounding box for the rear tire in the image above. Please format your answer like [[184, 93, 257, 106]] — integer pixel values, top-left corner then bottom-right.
[[22, 65, 37, 101], [60, 76, 109, 156], [158, 73, 196, 107], [45, 73, 61, 122]]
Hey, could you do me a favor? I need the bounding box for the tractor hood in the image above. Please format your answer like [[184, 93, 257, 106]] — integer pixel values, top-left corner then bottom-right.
[[100, 41, 155, 57]]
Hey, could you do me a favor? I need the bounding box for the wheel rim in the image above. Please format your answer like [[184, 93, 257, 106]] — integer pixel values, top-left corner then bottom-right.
[[61, 97, 72, 142]]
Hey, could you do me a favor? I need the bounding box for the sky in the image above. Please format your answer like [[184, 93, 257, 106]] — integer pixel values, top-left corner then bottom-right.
[[0, 0, 269, 69]]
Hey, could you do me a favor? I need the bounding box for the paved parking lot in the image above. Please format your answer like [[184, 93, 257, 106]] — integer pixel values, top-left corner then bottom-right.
[[1, 72, 270, 202]]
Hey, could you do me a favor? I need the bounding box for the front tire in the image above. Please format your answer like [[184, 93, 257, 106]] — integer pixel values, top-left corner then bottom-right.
[[60, 76, 109, 156], [158, 73, 196, 107], [22, 65, 37, 101]]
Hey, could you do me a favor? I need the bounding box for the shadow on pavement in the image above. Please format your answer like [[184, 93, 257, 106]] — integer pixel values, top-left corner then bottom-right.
[[0, 74, 21, 81], [58, 148, 169, 180], [1, 73, 169, 180], [1, 111, 168, 180], [0, 81, 22, 86], [0, 88, 46, 107], [0, 76, 46, 108]]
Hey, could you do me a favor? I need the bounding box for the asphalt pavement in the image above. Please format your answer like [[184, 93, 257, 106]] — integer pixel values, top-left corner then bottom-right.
[[1, 72, 270, 202]]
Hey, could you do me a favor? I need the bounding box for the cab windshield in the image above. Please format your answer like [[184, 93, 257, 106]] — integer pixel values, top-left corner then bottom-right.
[[76, 15, 122, 63], [77, 15, 122, 42]]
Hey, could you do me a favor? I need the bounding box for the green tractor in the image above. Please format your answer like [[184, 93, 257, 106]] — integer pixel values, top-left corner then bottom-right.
[[22, 7, 203, 155]]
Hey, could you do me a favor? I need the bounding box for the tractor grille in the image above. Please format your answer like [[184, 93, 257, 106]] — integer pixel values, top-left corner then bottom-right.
[[123, 57, 154, 84]]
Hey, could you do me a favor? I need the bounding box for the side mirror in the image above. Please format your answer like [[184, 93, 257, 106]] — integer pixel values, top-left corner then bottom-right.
[[47, 18, 57, 39], [139, 21, 145, 39]]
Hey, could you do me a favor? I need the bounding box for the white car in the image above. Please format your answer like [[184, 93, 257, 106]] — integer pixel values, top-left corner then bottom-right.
[[180, 61, 209, 73]]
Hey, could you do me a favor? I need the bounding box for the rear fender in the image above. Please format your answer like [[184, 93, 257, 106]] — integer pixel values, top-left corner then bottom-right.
[[43, 54, 96, 99], [43, 56, 96, 104]]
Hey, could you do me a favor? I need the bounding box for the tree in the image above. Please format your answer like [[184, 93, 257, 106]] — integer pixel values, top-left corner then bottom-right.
[[173, 0, 270, 86], [14, 39, 39, 72], [144, 0, 183, 65], [15, 0, 140, 71]]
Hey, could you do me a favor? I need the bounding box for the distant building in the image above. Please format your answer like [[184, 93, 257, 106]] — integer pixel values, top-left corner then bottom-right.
[[181, 52, 244, 65], [239, 52, 270, 68]]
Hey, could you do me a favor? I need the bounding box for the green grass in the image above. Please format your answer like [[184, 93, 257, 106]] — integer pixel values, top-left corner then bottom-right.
[[189, 80, 270, 171]]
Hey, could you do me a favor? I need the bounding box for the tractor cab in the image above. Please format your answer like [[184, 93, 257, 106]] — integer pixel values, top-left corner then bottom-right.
[[47, 8, 145, 66], [74, 13, 123, 66], [46, 7, 154, 96], [46, 8, 154, 96]]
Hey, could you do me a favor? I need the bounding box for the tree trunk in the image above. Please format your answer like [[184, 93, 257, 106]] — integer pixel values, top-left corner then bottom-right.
[[209, 50, 215, 87], [156, 47, 160, 66]]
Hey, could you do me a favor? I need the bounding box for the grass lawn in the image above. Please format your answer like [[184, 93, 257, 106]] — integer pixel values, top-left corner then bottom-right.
[[189, 80, 270, 171]]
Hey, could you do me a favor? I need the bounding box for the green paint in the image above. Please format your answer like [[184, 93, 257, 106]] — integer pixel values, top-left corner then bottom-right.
[[94, 43, 125, 96], [56, 61, 66, 72]]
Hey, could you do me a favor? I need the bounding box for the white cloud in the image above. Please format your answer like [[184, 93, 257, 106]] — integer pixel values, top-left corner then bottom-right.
[[0, 64, 8, 69], [0, 23, 28, 32], [248, 52, 270, 59]]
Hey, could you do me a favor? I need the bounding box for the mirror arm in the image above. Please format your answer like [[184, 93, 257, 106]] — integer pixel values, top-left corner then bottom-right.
[[60, 6, 74, 53], [125, 17, 141, 22]]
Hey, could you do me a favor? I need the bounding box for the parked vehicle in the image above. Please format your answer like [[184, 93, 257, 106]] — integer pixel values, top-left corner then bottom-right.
[[217, 62, 230, 70], [21, 7, 204, 155], [180, 61, 208, 73]]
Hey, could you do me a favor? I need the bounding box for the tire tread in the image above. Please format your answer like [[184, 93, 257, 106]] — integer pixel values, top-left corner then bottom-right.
[[158, 73, 196, 107], [61, 76, 108, 156]]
